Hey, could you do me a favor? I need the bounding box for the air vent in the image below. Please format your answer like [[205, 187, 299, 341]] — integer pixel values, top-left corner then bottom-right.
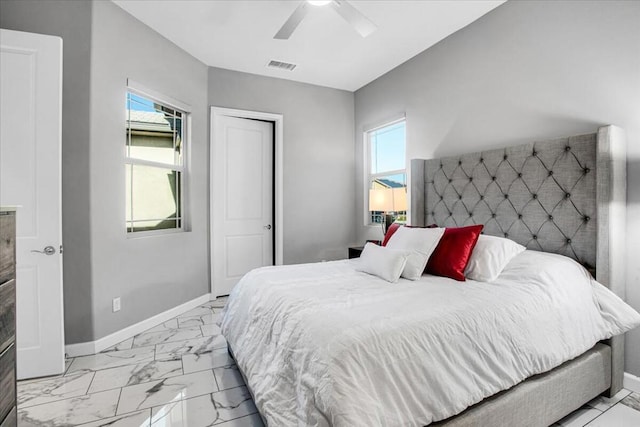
[[267, 60, 297, 71]]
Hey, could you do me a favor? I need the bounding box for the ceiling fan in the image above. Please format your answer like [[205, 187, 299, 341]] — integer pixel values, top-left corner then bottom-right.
[[274, 0, 377, 40]]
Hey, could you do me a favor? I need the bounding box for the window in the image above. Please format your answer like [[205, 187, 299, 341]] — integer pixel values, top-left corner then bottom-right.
[[366, 119, 406, 225], [125, 86, 188, 234]]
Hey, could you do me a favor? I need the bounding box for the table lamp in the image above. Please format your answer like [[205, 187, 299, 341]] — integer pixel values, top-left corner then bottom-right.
[[369, 187, 407, 234]]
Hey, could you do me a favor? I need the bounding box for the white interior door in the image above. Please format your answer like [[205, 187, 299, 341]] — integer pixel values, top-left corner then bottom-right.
[[212, 115, 274, 296], [0, 29, 64, 379]]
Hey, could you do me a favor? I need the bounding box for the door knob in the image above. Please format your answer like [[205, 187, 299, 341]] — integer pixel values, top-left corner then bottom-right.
[[264, 224, 272, 230], [31, 245, 56, 255]]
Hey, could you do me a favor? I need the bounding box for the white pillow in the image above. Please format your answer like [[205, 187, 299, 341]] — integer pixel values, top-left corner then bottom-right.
[[356, 242, 409, 283], [464, 235, 526, 282], [385, 226, 445, 280]]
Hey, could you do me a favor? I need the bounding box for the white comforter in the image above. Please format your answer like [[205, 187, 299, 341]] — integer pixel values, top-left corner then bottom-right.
[[220, 251, 640, 426]]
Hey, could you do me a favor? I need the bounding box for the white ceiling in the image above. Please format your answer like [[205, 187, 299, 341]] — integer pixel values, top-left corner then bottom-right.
[[112, 0, 505, 92]]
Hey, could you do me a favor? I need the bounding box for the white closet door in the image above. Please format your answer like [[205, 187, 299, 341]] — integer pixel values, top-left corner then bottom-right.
[[0, 29, 64, 379], [211, 115, 274, 296]]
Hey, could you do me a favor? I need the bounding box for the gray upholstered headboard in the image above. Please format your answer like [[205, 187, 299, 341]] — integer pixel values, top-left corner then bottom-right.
[[423, 133, 597, 269], [410, 125, 627, 393]]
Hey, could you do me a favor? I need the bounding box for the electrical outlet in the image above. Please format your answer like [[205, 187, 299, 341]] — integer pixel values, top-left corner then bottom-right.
[[112, 297, 121, 312]]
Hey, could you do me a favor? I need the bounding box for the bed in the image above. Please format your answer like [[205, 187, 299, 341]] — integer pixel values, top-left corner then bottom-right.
[[221, 125, 638, 426]]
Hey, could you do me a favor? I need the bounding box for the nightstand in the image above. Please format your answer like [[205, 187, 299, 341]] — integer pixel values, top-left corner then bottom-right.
[[348, 246, 364, 259]]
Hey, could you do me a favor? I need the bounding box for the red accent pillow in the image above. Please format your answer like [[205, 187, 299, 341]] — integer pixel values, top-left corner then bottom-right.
[[382, 223, 402, 246], [425, 224, 484, 281]]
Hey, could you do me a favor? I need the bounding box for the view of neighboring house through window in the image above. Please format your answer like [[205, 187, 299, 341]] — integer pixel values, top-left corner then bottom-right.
[[126, 89, 187, 233], [367, 119, 407, 224]]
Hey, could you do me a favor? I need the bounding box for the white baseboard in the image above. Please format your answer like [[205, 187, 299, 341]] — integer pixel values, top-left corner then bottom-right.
[[65, 293, 213, 357], [64, 341, 96, 358], [624, 372, 640, 393]]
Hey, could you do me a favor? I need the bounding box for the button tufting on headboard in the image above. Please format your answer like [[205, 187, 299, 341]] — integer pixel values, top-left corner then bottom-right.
[[423, 133, 597, 269], [411, 125, 627, 394]]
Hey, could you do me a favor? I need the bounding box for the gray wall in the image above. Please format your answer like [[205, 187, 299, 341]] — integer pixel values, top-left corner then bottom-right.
[[208, 67, 356, 265], [355, 0, 640, 375], [89, 0, 210, 339], [0, 0, 355, 343], [0, 0, 95, 343], [0, 0, 211, 342]]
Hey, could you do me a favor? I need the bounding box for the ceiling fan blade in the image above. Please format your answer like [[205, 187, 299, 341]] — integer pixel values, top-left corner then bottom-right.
[[330, 0, 377, 38], [274, 2, 310, 40]]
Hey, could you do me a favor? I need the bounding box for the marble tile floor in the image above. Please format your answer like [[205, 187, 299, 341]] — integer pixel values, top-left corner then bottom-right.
[[16, 296, 640, 426], [17, 297, 261, 427]]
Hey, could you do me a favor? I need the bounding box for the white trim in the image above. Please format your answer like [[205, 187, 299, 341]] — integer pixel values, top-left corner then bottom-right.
[[126, 78, 192, 113], [363, 118, 407, 226], [209, 107, 284, 293], [64, 340, 96, 359], [362, 114, 406, 134], [363, 129, 372, 227], [124, 157, 185, 171], [125, 227, 185, 240], [125, 84, 189, 237], [623, 372, 640, 393], [65, 293, 212, 357]]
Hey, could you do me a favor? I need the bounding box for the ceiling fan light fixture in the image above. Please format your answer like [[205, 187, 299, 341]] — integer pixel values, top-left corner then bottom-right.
[[275, 0, 376, 40], [308, 1, 332, 6]]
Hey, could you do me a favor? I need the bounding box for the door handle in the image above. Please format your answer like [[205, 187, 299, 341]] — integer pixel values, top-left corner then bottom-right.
[[31, 245, 56, 255], [264, 224, 272, 230]]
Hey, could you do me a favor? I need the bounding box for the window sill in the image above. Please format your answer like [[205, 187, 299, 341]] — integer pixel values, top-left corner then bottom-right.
[[126, 228, 187, 239]]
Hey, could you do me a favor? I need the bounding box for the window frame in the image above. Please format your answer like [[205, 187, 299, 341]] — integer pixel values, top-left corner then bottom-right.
[[125, 80, 191, 237], [363, 117, 407, 227]]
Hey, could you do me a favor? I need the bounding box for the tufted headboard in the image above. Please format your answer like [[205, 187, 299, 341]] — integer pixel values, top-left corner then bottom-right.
[[410, 125, 627, 393], [425, 133, 598, 269]]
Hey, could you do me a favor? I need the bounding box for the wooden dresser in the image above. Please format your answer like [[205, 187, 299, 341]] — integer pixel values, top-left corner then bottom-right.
[[0, 208, 16, 427]]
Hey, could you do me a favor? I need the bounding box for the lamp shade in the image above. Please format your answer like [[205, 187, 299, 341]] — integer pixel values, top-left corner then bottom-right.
[[392, 187, 407, 211], [369, 188, 393, 212]]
